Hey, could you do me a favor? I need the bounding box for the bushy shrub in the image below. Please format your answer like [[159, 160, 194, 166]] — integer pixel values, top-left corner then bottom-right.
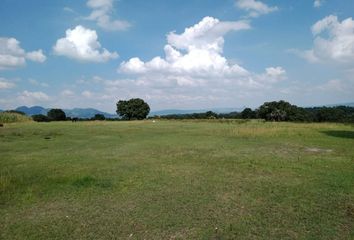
[[32, 114, 50, 122]]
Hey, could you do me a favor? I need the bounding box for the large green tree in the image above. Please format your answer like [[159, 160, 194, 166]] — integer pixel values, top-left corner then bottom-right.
[[116, 98, 150, 120], [257, 100, 302, 121], [47, 109, 66, 121], [241, 108, 256, 119]]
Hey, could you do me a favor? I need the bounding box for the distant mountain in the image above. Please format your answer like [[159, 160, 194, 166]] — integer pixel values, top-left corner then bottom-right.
[[150, 107, 245, 116], [325, 102, 354, 107], [16, 106, 48, 115], [64, 108, 117, 119], [15, 106, 117, 119]]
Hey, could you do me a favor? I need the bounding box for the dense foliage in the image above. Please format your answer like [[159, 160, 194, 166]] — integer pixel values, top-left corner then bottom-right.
[[241, 108, 256, 119], [47, 109, 67, 121], [32, 114, 50, 122], [116, 98, 150, 120]]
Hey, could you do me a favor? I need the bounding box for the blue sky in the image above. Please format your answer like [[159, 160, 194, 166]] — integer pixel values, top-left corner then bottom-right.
[[0, 0, 353, 112]]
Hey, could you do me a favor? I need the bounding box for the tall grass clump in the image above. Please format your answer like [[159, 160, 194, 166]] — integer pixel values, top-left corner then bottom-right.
[[0, 112, 32, 123]]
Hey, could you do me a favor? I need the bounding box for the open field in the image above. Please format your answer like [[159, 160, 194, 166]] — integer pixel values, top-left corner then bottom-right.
[[1, 120, 353, 239]]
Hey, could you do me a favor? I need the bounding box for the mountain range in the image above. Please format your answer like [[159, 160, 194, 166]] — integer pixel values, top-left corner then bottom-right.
[[150, 107, 244, 116], [15, 106, 117, 119]]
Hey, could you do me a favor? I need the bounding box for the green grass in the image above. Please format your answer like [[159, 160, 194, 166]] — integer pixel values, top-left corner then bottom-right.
[[0, 120, 353, 239]]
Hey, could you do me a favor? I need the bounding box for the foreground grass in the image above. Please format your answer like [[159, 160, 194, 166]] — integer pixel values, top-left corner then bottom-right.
[[0, 120, 353, 239]]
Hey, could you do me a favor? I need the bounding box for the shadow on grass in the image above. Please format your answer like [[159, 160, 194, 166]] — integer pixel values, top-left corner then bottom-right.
[[321, 130, 354, 139], [72, 176, 113, 189]]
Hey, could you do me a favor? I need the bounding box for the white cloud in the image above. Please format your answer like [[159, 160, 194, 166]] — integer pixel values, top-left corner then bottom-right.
[[63, 7, 75, 13], [0, 37, 46, 70], [82, 90, 93, 98], [61, 89, 75, 97], [235, 0, 278, 18], [17, 90, 50, 105], [116, 17, 286, 109], [86, 0, 130, 31], [0, 77, 15, 89], [295, 15, 354, 64], [26, 50, 46, 63], [260, 67, 287, 83], [314, 0, 324, 8], [120, 17, 251, 77], [317, 79, 345, 92], [53, 25, 118, 62]]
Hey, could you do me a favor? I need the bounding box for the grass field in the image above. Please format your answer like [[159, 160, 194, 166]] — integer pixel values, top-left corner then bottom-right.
[[1, 120, 353, 239]]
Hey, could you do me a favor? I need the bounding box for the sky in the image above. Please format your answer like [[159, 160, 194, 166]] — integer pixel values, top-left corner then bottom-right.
[[0, 0, 353, 112]]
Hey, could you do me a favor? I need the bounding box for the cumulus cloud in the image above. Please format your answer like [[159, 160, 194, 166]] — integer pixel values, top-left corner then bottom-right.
[[314, 0, 324, 8], [235, 0, 278, 18], [53, 25, 118, 62], [86, 0, 130, 31], [295, 15, 354, 64], [117, 17, 286, 109], [0, 77, 15, 89], [120, 17, 251, 77], [0, 37, 46, 70]]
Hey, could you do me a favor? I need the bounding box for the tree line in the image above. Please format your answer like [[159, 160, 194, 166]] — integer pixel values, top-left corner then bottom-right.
[[32, 109, 108, 122], [156, 101, 354, 123], [31, 98, 150, 122], [28, 99, 354, 123]]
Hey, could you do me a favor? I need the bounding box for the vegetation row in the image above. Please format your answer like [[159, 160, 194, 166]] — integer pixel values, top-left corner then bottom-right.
[[1, 99, 354, 123]]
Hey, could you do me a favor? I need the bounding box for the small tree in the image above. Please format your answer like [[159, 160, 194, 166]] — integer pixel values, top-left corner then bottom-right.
[[47, 109, 66, 121], [116, 98, 150, 120]]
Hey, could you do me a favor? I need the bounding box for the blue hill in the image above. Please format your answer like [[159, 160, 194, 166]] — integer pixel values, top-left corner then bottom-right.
[[150, 107, 244, 116], [64, 108, 117, 119], [16, 106, 48, 115], [15, 106, 117, 119]]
